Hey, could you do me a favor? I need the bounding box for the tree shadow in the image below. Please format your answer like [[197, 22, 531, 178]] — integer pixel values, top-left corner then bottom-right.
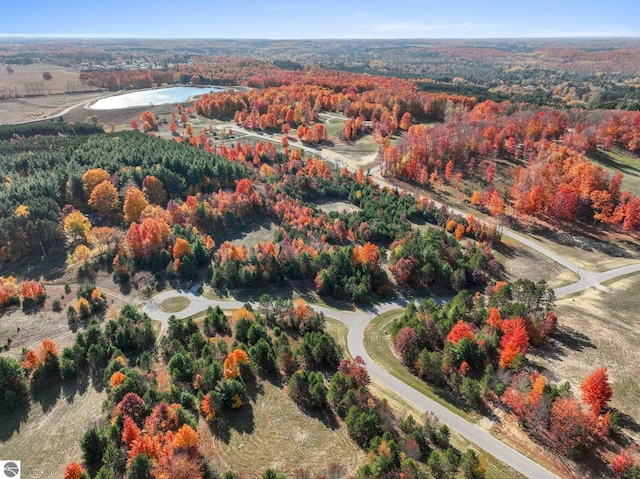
[[118, 281, 132, 295], [61, 373, 89, 404], [0, 402, 30, 442], [614, 409, 640, 435], [297, 404, 340, 431], [243, 374, 265, 403], [552, 326, 597, 354], [30, 378, 62, 413], [492, 240, 518, 260], [590, 148, 640, 178], [208, 404, 256, 444], [521, 217, 634, 259], [1, 251, 67, 281]]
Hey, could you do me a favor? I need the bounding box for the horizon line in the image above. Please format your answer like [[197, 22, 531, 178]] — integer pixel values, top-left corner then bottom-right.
[[1, 33, 639, 41]]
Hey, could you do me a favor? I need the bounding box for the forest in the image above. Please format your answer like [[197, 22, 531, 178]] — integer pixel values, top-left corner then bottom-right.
[[1, 36, 640, 479]]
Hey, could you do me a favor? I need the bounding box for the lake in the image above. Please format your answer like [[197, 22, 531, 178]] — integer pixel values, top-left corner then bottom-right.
[[88, 86, 222, 110]]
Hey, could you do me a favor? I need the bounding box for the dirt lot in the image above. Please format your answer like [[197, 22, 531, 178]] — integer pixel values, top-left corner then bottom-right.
[[316, 199, 361, 214]]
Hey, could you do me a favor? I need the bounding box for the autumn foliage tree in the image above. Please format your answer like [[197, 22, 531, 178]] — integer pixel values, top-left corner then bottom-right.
[[499, 317, 529, 369], [223, 349, 249, 380], [88, 180, 121, 222], [126, 216, 171, 262], [0, 276, 20, 308], [20, 280, 46, 307], [141, 175, 167, 206], [548, 396, 593, 456], [124, 187, 149, 223], [64, 210, 91, 243], [446, 321, 475, 345], [63, 461, 87, 479], [580, 367, 613, 416], [72, 243, 90, 264], [140, 111, 158, 132], [83, 168, 111, 199]]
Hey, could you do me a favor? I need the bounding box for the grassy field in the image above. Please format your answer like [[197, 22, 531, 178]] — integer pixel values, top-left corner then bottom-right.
[[324, 318, 351, 360], [0, 380, 106, 479], [495, 235, 578, 288], [228, 219, 279, 249], [588, 148, 640, 194], [199, 380, 366, 477], [529, 274, 640, 442], [0, 63, 90, 97]]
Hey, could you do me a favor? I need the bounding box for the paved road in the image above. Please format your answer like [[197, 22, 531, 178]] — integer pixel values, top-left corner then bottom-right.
[[48, 98, 629, 477], [137, 129, 640, 479], [143, 250, 640, 479]]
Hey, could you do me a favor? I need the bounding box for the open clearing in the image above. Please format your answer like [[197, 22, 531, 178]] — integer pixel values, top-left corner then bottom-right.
[[0, 381, 106, 479], [0, 63, 92, 97], [589, 148, 640, 195], [495, 235, 578, 288], [0, 91, 106, 125], [315, 199, 361, 214], [529, 274, 640, 442], [199, 380, 366, 477], [227, 218, 279, 249]]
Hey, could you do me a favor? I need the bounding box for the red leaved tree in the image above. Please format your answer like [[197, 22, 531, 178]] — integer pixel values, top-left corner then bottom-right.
[[63, 462, 86, 479], [446, 320, 475, 345], [394, 326, 419, 365], [580, 367, 613, 416], [499, 317, 529, 369], [548, 396, 593, 455]]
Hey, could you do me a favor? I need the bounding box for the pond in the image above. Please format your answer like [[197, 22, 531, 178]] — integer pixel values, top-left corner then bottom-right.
[[88, 86, 222, 110]]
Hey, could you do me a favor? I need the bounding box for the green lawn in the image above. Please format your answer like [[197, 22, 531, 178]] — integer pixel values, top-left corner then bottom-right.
[[158, 296, 191, 313], [588, 148, 640, 194], [364, 310, 481, 422]]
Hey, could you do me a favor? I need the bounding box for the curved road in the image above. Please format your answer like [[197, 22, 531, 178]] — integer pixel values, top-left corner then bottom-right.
[[138, 125, 640, 479], [143, 250, 639, 479], [51, 94, 636, 477]]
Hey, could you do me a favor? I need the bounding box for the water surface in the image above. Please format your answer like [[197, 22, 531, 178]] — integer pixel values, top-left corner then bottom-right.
[[89, 86, 221, 110]]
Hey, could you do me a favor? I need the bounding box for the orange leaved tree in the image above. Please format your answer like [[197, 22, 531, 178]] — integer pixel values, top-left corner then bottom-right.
[[580, 367, 613, 416]]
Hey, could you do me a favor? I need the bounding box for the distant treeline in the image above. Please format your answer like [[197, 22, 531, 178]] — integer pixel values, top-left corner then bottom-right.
[[417, 81, 508, 103]]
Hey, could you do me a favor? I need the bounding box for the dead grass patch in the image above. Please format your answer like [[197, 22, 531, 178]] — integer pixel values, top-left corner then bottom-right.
[[529, 274, 640, 442], [315, 199, 361, 214], [495, 235, 578, 288], [199, 380, 365, 477], [0, 381, 107, 479]]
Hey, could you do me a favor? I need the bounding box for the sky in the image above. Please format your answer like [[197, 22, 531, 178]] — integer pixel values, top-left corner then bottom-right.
[[1, 0, 638, 39]]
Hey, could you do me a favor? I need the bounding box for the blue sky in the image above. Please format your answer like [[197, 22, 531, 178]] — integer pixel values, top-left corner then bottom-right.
[[1, 0, 638, 39]]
